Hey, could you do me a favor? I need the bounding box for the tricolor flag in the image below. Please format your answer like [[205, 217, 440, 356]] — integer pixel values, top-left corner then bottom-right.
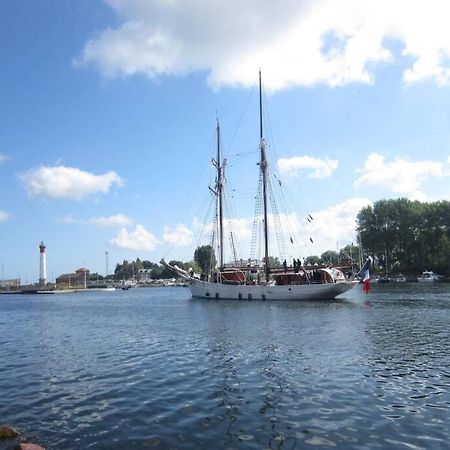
[[357, 257, 372, 294]]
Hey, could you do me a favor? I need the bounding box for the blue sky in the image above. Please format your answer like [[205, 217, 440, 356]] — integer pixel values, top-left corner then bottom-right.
[[1, 0, 450, 283]]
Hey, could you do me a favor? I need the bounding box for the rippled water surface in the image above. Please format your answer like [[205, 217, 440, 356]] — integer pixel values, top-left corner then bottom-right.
[[1, 284, 450, 449]]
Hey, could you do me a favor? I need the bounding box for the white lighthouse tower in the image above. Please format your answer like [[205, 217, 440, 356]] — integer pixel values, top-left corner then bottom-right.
[[39, 241, 47, 287]]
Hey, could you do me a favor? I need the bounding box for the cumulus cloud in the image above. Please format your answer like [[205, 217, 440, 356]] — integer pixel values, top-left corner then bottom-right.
[[302, 198, 372, 255], [355, 153, 447, 200], [229, 218, 253, 241], [0, 210, 11, 222], [192, 216, 253, 247], [61, 213, 133, 227], [163, 224, 194, 247], [19, 165, 124, 200], [77, 0, 450, 89], [110, 224, 158, 251], [0, 153, 10, 164], [88, 214, 133, 227], [278, 155, 338, 178], [243, 202, 369, 258]]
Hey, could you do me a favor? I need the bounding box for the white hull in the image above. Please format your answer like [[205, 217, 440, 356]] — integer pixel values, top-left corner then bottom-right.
[[417, 271, 442, 283], [417, 278, 439, 283], [189, 279, 357, 300]]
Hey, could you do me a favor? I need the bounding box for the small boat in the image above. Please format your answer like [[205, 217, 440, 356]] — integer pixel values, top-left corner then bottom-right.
[[376, 275, 391, 283], [163, 71, 363, 301], [394, 274, 407, 283], [87, 281, 115, 291], [417, 271, 443, 282]]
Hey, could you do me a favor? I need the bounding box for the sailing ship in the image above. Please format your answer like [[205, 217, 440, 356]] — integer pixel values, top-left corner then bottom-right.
[[163, 71, 359, 300]]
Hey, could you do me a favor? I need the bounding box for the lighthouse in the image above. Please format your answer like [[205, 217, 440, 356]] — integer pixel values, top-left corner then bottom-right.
[[39, 241, 47, 287]]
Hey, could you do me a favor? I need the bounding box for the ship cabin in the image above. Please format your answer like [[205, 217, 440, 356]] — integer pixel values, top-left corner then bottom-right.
[[216, 266, 347, 286], [273, 266, 347, 286]]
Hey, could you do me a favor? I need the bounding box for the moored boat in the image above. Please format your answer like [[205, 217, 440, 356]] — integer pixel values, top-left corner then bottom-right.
[[417, 271, 442, 282], [376, 275, 391, 283], [394, 274, 407, 283]]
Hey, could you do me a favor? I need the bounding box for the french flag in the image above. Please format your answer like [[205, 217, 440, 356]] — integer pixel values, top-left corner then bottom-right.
[[357, 257, 372, 294]]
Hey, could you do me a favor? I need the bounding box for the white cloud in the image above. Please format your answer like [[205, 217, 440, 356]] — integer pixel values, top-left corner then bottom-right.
[[163, 224, 194, 247], [77, 0, 450, 89], [245, 202, 369, 258], [0, 210, 11, 222], [61, 213, 133, 227], [355, 153, 447, 200], [278, 155, 338, 178], [192, 216, 253, 246], [19, 165, 124, 200], [229, 218, 253, 241], [110, 224, 157, 251], [0, 153, 10, 164], [88, 214, 133, 227], [302, 198, 372, 255]]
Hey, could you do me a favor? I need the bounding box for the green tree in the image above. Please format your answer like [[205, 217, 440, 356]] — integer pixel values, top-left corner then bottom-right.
[[184, 260, 201, 273], [194, 245, 216, 276], [339, 244, 360, 265], [134, 258, 143, 272], [142, 260, 157, 270], [320, 250, 339, 265], [89, 272, 104, 281], [264, 256, 282, 269], [114, 260, 131, 280], [114, 259, 145, 280], [150, 265, 163, 279], [357, 198, 450, 274], [305, 255, 320, 265]]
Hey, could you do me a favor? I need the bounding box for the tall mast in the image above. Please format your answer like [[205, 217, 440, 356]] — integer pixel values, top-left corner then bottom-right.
[[216, 116, 224, 270], [259, 70, 270, 282]]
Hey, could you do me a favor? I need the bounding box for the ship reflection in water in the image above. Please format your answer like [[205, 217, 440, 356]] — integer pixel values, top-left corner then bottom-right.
[[0, 283, 449, 449]]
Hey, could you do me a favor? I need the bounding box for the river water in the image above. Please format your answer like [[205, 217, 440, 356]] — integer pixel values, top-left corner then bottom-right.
[[0, 284, 449, 449]]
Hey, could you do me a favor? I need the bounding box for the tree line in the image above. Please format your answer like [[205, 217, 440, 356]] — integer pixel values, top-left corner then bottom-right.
[[357, 198, 450, 275], [112, 258, 193, 280]]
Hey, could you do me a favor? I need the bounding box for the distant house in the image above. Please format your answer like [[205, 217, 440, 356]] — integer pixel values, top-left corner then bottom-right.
[[56, 268, 89, 287]]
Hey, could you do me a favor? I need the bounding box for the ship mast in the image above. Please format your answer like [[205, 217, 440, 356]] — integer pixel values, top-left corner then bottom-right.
[[259, 70, 270, 282], [216, 116, 224, 271]]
